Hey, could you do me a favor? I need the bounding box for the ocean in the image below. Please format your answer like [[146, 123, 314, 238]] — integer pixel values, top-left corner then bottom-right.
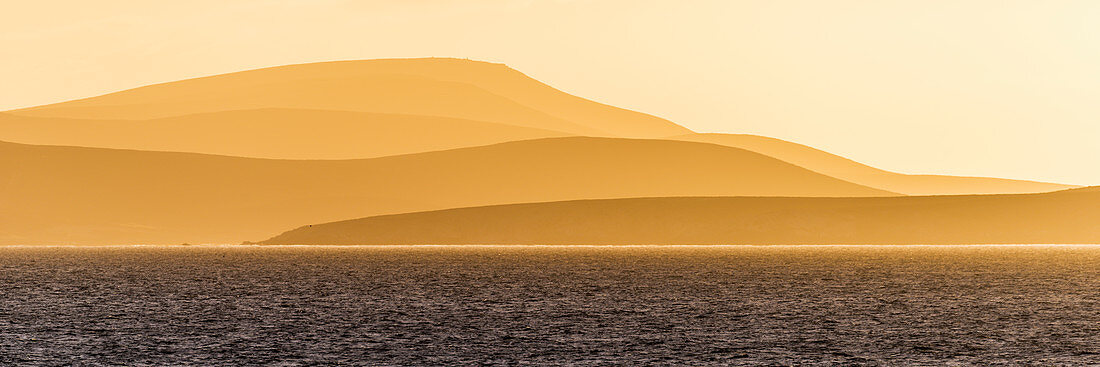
[[1, 245, 1097, 365]]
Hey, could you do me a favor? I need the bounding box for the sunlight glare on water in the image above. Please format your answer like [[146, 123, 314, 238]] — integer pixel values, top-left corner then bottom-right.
[[1, 245, 1097, 365]]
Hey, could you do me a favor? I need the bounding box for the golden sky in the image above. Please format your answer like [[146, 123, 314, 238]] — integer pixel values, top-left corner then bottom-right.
[[3, 0, 1099, 185]]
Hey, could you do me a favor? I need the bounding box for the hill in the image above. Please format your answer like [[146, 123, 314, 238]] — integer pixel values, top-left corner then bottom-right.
[[0, 109, 569, 159], [668, 133, 1077, 195], [2, 59, 1076, 195], [262, 190, 1100, 245], [0, 137, 891, 245], [7, 58, 691, 138], [1058, 186, 1100, 194]]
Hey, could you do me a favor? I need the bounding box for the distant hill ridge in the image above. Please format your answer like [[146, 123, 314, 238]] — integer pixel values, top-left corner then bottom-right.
[[0, 56, 1086, 246], [0, 109, 570, 159], [1, 58, 1078, 196], [262, 189, 1100, 245], [0, 137, 891, 245], [668, 133, 1076, 195], [9, 58, 691, 138]]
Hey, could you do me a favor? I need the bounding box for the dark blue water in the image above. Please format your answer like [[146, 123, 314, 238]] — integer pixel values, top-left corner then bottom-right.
[[1, 245, 1097, 366]]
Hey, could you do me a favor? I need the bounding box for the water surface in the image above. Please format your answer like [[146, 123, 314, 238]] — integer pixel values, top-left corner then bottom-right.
[[1, 245, 1097, 365]]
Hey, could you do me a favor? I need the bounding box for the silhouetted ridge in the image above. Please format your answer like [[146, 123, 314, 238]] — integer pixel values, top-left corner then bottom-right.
[[8, 58, 691, 138], [668, 133, 1077, 195], [0, 109, 570, 159], [261, 189, 1100, 245], [1061, 186, 1100, 193], [0, 137, 890, 245]]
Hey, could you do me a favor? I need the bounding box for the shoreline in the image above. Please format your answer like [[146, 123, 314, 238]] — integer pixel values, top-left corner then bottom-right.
[[2, 243, 1100, 249]]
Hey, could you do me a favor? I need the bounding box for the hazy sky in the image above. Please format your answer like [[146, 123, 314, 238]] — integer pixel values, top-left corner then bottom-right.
[[3, 0, 1099, 184]]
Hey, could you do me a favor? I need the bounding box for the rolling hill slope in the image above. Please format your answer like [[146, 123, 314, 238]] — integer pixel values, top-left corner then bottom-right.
[[0, 137, 891, 245], [0, 109, 569, 159], [668, 133, 1077, 195], [1, 59, 1075, 196], [262, 188, 1100, 245], [8, 58, 691, 137]]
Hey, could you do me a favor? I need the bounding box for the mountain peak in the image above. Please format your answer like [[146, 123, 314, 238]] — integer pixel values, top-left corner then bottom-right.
[[9, 58, 691, 138]]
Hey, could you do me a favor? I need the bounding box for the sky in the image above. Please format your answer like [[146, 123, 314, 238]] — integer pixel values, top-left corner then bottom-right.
[[3, 0, 1099, 185]]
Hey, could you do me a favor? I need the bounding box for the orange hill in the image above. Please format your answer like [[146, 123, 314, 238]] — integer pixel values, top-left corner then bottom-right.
[[1064, 186, 1100, 193], [1, 58, 1077, 196], [0, 109, 569, 159], [262, 188, 1100, 245], [8, 58, 691, 138], [0, 137, 891, 245], [668, 133, 1077, 195]]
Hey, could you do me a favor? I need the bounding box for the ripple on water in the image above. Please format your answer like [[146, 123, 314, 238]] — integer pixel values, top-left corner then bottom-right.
[[0, 245, 1097, 365]]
